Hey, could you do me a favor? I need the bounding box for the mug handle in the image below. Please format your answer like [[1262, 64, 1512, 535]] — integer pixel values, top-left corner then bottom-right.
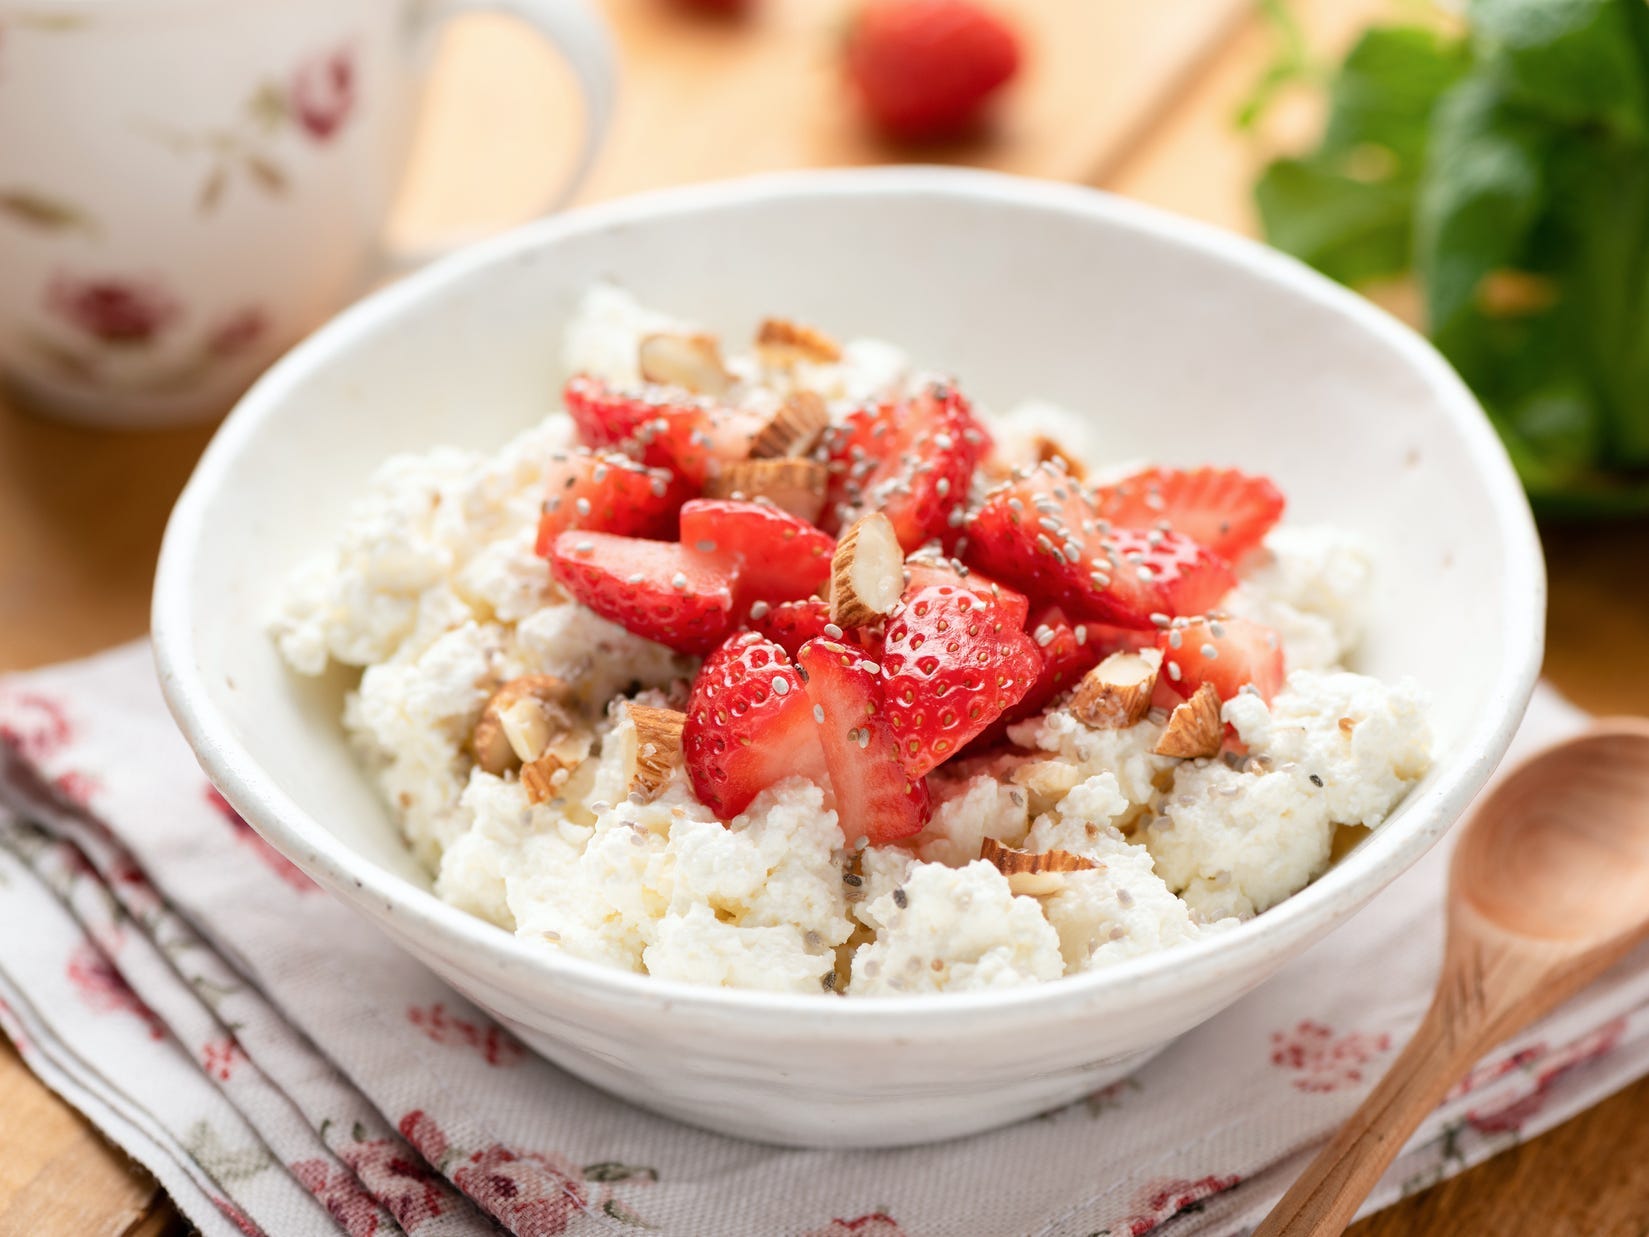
[[391, 0, 616, 266]]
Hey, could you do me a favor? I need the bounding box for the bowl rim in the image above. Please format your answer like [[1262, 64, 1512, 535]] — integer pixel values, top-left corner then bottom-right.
[[153, 165, 1545, 1029]]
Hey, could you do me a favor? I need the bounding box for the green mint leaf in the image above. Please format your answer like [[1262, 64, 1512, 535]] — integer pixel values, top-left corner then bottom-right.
[[1256, 158, 1414, 286], [1320, 26, 1470, 168], [1415, 76, 1551, 333], [1468, 0, 1649, 139]]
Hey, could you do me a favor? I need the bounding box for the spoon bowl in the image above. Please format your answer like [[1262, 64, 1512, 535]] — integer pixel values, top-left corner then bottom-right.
[[1454, 723, 1649, 944], [1260, 720, 1649, 1237]]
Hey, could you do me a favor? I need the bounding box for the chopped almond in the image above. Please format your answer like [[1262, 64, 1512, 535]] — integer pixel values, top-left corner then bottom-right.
[[1071, 649, 1162, 730], [1153, 682, 1223, 759], [755, 317, 842, 368], [629, 705, 685, 800], [703, 457, 829, 522], [1033, 436, 1086, 480], [472, 676, 571, 775], [980, 836, 1097, 897], [831, 512, 905, 628], [638, 331, 733, 396], [519, 730, 594, 805], [750, 390, 830, 459]]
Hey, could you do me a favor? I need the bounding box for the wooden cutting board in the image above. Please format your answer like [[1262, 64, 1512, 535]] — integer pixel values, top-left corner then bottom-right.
[[394, 0, 1251, 246]]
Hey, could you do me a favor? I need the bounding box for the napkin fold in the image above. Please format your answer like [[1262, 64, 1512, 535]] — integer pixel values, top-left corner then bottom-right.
[[1, 642, 1643, 1237]]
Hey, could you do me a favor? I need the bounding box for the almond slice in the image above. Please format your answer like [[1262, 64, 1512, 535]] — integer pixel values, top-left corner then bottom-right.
[[1153, 682, 1223, 759], [755, 317, 842, 368], [703, 457, 829, 522], [980, 836, 1097, 897], [1033, 436, 1086, 480], [629, 705, 685, 801], [520, 730, 594, 805], [637, 331, 733, 396], [1070, 649, 1162, 730], [472, 675, 571, 775], [750, 390, 830, 459], [831, 512, 905, 628]]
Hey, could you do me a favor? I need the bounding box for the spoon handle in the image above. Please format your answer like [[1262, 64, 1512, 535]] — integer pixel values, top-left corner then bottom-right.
[[1252, 991, 1483, 1237]]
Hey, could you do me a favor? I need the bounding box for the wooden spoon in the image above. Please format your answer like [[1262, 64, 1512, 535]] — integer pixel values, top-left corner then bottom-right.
[[1256, 720, 1649, 1237]]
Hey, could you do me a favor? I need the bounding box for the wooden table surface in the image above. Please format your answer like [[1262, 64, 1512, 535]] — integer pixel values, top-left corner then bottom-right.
[[4, 2, 1648, 1234]]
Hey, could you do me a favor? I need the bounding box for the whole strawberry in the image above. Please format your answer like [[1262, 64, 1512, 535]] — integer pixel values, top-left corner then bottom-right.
[[667, 0, 753, 15], [845, 0, 1021, 142]]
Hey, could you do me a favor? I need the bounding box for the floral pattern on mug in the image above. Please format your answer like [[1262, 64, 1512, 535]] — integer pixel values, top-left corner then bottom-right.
[[22, 295, 274, 399], [289, 45, 357, 143], [150, 41, 360, 213], [206, 306, 271, 359], [47, 271, 179, 347], [0, 188, 97, 235]]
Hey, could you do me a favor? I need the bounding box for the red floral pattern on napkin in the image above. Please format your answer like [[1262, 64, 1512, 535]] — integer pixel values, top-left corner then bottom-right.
[[803, 1214, 906, 1236], [205, 785, 318, 893], [1270, 1019, 1393, 1093], [65, 940, 165, 1040], [1466, 1017, 1629, 1136], [292, 1158, 383, 1237], [339, 1136, 450, 1231], [407, 1003, 526, 1068], [1122, 1175, 1243, 1235]]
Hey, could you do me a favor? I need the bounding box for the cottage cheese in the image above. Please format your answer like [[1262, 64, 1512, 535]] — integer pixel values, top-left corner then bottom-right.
[[1145, 671, 1429, 921], [274, 285, 1435, 997]]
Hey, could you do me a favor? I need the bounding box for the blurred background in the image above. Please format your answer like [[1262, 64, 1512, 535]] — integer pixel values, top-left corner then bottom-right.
[[4, 0, 1641, 701], [3, 2, 1649, 1233]]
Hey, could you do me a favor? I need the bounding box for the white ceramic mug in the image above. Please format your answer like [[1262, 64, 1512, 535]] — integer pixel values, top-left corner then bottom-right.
[[0, 0, 613, 427]]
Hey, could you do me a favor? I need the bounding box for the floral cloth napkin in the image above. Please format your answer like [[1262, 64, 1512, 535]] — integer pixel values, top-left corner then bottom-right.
[[2, 641, 1645, 1237]]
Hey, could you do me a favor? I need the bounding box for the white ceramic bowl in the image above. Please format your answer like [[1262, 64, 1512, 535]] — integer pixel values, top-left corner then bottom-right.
[[153, 167, 1544, 1148]]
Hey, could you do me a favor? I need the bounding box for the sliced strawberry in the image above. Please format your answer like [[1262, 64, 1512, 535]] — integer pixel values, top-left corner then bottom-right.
[[796, 638, 931, 845], [1015, 605, 1106, 715], [1101, 529, 1237, 626], [748, 598, 876, 659], [563, 374, 656, 448], [964, 462, 1237, 629], [1157, 615, 1285, 703], [534, 449, 684, 555], [879, 583, 1040, 775], [684, 633, 828, 820], [1092, 467, 1285, 562], [678, 499, 836, 607], [548, 532, 736, 655], [562, 374, 765, 486], [902, 552, 1030, 630], [960, 604, 1105, 754], [818, 382, 991, 551], [1086, 623, 1161, 657]]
